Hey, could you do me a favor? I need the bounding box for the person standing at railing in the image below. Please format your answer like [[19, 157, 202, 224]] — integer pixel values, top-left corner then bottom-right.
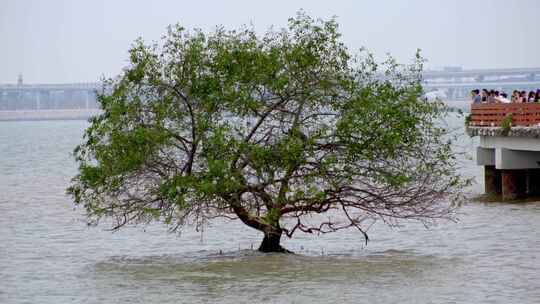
[[536, 90, 540, 102], [511, 90, 519, 103], [516, 91, 525, 103], [487, 90, 495, 103], [470, 89, 481, 103], [488, 91, 496, 103], [495, 91, 501, 103], [522, 91, 529, 103], [528, 91, 536, 103], [514, 91, 521, 103], [495, 92, 511, 103], [481, 89, 489, 102]]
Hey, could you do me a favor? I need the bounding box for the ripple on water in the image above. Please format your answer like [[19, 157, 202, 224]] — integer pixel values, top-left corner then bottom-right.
[[90, 249, 461, 291], [2, 118, 540, 304]]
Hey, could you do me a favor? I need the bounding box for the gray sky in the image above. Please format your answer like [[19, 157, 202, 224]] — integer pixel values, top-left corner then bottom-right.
[[1, 0, 539, 84]]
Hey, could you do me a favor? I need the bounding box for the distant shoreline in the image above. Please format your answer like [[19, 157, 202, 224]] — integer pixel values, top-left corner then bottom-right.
[[0, 109, 101, 122]]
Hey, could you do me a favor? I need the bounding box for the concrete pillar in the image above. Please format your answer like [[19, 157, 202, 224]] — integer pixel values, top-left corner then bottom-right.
[[88, 91, 98, 108], [484, 165, 502, 195], [526, 169, 540, 196], [20, 92, 34, 110], [75, 90, 85, 109], [502, 169, 527, 200], [52, 91, 59, 109], [39, 91, 51, 109], [84, 91, 90, 109], [63, 90, 76, 108], [35, 92, 40, 110], [7, 92, 19, 110], [0, 91, 5, 110], [60, 90, 72, 109]]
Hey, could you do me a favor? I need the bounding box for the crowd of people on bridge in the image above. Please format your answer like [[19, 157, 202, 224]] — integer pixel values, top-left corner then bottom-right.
[[471, 89, 540, 103]]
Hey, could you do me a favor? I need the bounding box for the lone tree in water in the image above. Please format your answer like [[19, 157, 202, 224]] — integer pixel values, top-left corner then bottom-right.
[[68, 13, 466, 253]]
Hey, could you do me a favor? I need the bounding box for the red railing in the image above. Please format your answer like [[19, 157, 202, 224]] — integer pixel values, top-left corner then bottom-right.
[[469, 103, 540, 127]]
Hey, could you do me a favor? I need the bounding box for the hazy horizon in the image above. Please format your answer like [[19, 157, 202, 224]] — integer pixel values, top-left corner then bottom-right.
[[1, 0, 539, 84]]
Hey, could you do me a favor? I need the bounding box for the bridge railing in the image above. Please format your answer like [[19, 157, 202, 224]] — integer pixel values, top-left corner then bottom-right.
[[469, 103, 540, 127]]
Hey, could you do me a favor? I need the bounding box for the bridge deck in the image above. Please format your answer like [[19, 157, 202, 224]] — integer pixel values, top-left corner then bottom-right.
[[0, 83, 100, 91]]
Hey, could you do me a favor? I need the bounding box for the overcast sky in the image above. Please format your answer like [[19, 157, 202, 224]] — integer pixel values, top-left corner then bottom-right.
[[1, 0, 539, 84]]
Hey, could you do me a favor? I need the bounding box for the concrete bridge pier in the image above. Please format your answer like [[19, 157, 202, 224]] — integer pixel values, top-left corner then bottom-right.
[[478, 143, 540, 201], [37, 91, 51, 109], [50, 91, 60, 109], [501, 169, 527, 200], [84, 91, 90, 109], [527, 169, 540, 196], [484, 165, 501, 195], [87, 90, 98, 108], [484, 166, 535, 200], [0, 91, 5, 110], [35, 92, 40, 110], [62, 90, 73, 109], [6, 92, 20, 110]]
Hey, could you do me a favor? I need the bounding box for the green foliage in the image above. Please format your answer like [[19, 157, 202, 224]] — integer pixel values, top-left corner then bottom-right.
[[501, 114, 513, 136], [68, 11, 465, 242], [464, 114, 472, 127]]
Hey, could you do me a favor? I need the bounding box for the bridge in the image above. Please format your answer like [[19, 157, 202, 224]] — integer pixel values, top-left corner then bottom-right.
[[0, 82, 101, 111], [424, 67, 540, 100], [1, 67, 540, 110], [467, 102, 540, 201], [424, 67, 540, 79]]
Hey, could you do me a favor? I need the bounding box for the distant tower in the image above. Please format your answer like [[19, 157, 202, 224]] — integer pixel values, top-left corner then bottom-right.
[[17, 74, 23, 86]]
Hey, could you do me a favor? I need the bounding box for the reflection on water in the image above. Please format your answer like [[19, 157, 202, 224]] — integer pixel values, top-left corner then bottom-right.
[[1, 118, 540, 304]]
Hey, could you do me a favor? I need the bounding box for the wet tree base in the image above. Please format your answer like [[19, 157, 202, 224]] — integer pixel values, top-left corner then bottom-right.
[[258, 245, 294, 254], [258, 234, 294, 253]]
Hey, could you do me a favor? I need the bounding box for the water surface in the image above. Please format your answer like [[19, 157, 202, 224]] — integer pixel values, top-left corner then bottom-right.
[[1, 119, 539, 303]]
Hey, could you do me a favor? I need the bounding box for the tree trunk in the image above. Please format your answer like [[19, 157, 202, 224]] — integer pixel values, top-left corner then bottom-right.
[[229, 201, 292, 253], [258, 228, 292, 253]]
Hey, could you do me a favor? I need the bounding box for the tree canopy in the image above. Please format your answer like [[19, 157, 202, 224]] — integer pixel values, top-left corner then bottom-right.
[[68, 12, 466, 252]]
